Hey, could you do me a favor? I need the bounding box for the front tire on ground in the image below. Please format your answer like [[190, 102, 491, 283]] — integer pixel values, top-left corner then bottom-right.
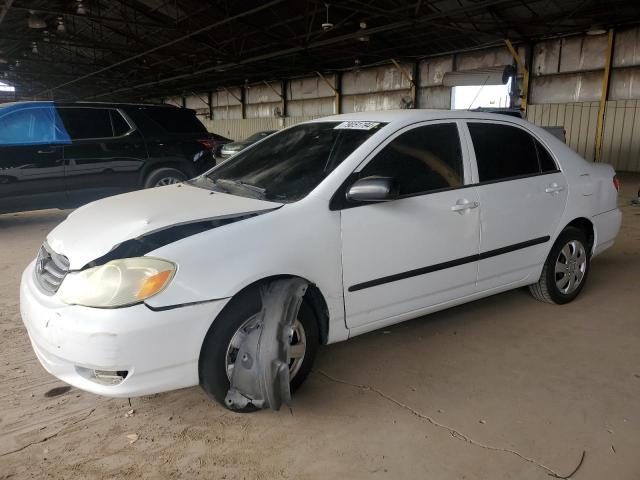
[[143, 167, 187, 188], [199, 284, 319, 412], [529, 226, 590, 304]]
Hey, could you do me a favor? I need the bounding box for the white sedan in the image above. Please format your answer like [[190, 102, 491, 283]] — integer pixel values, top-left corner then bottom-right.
[[20, 111, 621, 411]]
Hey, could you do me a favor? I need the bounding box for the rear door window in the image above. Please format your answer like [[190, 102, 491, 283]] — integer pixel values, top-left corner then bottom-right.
[[0, 107, 56, 145], [468, 122, 540, 182], [110, 110, 131, 136], [57, 108, 114, 140], [144, 108, 207, 134]]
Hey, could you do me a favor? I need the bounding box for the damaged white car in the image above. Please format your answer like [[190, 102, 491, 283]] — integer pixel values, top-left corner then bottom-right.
[[20, 111, 621, 411]]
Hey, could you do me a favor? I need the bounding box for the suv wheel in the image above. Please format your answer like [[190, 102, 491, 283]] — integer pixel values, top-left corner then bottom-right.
[[144, 168, 187, 188], [529, 226, 590, 304]]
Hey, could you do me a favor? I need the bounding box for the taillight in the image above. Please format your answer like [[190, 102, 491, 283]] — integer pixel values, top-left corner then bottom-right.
[[613, 175, 620, 191], [198, 139, 216, 150]]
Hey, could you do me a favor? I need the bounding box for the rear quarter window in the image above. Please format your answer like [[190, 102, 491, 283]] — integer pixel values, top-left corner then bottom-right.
[[143, 108, 207, 134]]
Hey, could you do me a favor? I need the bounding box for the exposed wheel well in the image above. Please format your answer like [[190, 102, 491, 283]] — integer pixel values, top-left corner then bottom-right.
[[565, 217, 595, 253], [212, 276, 330, 346]]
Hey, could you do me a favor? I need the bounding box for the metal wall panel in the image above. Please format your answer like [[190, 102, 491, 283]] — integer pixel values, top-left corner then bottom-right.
[[202, 116, 319, 142], [342, 64, 411, 95], [455, 46, 513, 71], [418, 55, 453, 86], [613, 27, 640, 68], [601, 100, 640, 172], [288, 98, 335, 116], [342, 90, 412, 112], [164, 96, 182, 107], [530, 71, 602, 103], [417, 86, 451, 109], [609, 67, 640, 100], [288, 75, 336, 99], [527, 101, 640, 171], [559, 35, 607, 72], [527, 102, 599, 161]]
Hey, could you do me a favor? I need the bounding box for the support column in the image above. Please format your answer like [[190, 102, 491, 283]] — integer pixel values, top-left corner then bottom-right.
[[391, 59, 416, 108], [595, 29, 615, 163], [504, 39, 529, 115]]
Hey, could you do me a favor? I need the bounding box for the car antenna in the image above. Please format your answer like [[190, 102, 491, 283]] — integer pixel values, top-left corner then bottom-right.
[[467, 75, 490, 111]]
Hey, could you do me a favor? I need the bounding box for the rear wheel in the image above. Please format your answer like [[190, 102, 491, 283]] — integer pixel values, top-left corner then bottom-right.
[[199, 285, 319, 412], [529, 226, 590, 304], [144, 168, 187, 188]]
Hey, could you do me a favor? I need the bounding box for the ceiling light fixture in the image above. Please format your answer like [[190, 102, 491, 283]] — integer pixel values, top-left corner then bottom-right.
[[27, 10, 47, 29], [57, 17, 65, 33], [76, 1, 87, 15], [322, 3, 333, 31]]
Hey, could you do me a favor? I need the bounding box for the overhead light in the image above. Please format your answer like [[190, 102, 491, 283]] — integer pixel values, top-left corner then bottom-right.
[[322, 3, 333, 31], [358, 35, 369, 42], [587, 25, 606, 35], [43, 30, 50, 42], [31, 42, 38, 54], [76, 1, 87, 15], [359, 21, 367, 29], [28, 11, 47, 29], [56, 17, 65, 33]]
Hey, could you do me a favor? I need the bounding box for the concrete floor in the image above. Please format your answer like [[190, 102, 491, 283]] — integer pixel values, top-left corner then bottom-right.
[[1, 174, 639, 480]]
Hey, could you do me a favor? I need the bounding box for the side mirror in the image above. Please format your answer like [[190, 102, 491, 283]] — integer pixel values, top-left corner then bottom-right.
[[346, 176, 399, 203]]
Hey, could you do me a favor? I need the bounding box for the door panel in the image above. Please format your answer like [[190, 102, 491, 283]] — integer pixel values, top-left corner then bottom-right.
[[342, 189, 481, 328], [340, 121, 480, 329], [475, 173, 567, 289], [0, 106, 66, 213], [463, 120, 569, 290]]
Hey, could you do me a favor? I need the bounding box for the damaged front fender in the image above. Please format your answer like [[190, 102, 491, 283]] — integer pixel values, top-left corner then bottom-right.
[[225, 278, 308, 411]]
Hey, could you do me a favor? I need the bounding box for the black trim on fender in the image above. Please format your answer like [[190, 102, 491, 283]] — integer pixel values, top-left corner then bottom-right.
[[81, 210, 274, 269], [348, 235, 551, 292]]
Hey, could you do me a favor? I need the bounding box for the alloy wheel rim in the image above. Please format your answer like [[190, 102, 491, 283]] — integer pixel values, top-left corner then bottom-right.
[[225, 315, 307, 382], [554, 239, 587, 294], [155, 177, 181, 186]]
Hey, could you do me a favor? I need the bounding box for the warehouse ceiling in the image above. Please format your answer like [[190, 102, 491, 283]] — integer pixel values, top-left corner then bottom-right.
[[1, 0, 639, 101]]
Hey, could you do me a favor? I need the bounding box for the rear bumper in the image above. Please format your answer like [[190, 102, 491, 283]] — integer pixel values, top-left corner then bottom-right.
[[20, 260, 229, 397], [592, 208, 622, 257]]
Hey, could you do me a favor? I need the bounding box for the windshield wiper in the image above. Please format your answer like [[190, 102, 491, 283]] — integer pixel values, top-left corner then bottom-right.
[[215, 178, 267, 199]]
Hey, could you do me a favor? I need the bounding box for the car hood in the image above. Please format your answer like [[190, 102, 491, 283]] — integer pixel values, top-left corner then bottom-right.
[[47, 183, 282, 269]]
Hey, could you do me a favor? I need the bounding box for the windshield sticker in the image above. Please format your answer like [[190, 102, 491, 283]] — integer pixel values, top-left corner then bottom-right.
[[334, 121, 381, 130]]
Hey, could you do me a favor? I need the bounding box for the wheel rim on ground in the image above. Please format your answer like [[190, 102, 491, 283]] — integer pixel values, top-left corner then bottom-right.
[[155, 176, 182, 186], [554, 239, 587, 294], [224, 315, 307, 381]]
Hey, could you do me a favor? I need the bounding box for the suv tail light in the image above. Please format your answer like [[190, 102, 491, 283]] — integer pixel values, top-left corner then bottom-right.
[[613, 175, 620, 191], [198, 138, 217, 150]]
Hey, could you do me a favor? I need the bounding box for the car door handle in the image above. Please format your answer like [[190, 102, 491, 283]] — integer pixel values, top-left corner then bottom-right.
[[37, 147, 56, 154], [545, 183, 565, 194], [451, 199, 479, 213]]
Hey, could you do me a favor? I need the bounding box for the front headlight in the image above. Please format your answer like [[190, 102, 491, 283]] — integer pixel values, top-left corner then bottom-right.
[[58, 257, 176, 308]]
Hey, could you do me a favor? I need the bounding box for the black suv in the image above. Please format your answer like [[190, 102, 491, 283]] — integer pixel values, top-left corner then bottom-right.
[[0, 101, 231, 214]]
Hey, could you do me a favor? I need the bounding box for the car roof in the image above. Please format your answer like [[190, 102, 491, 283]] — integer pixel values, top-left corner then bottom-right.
[[309, 109, 533, 128], [0, 100, 179, 109]]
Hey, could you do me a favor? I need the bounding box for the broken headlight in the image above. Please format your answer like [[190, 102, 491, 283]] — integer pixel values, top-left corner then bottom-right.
[[58, 257, 176, 308]]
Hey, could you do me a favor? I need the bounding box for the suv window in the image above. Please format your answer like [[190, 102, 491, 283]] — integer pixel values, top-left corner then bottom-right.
[[110, 110, 131, 136], [57, 108, 113, 139], [359, 123, 464, 196], [468, 123, 540, 182], [144, 108, 207, 134], [0, 107, 56, 145]]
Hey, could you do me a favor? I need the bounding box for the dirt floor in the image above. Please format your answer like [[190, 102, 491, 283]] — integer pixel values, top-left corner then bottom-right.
[[1, 174, 639, 480]]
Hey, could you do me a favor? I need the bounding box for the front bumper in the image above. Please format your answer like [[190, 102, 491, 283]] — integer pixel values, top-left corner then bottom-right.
[[20, 260, 229, 397]]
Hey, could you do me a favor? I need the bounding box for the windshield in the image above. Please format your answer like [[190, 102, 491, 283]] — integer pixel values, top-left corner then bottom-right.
[[195, 121, 384, 202], [246, 131, 275, 142]]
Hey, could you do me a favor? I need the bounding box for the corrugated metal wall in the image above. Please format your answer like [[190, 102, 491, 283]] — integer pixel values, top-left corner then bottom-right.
[[527, 100, 640, 171], [202, 116, 320, 141], [177, 26, 640, 171]]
